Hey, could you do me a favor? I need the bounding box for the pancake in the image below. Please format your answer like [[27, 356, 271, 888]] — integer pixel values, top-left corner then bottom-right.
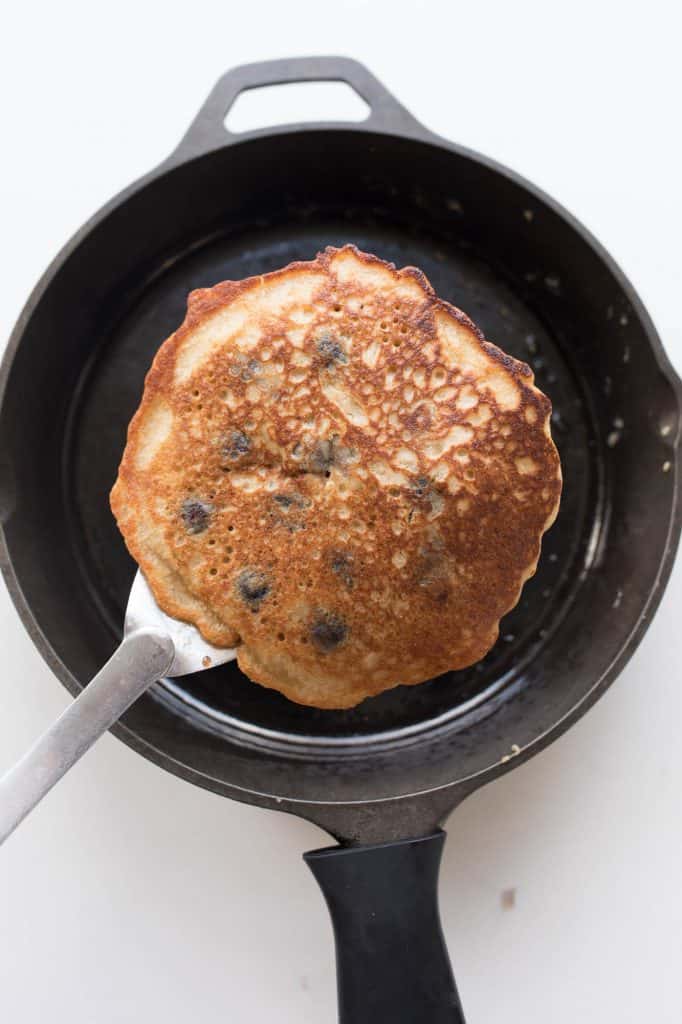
[[111, 246, 561, 709]]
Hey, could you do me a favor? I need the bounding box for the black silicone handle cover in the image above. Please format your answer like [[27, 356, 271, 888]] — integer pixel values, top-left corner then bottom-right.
[[305, 830, 465, 1023]]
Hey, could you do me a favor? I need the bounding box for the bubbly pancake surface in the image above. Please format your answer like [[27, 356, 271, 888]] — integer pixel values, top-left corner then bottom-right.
[[111, 246, 561, 708]]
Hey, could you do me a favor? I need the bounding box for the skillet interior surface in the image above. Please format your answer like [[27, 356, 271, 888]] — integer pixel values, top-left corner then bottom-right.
[[72, 218, 594, 742], [1, 126, 680, 806]]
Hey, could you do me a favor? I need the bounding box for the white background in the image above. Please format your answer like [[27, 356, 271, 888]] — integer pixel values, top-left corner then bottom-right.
[[1, 2, 681, 1021]]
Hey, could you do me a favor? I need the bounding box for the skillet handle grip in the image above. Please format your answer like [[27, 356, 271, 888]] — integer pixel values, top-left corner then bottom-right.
[[173, 56, 424, 161], [305, 830, 465, 1024]]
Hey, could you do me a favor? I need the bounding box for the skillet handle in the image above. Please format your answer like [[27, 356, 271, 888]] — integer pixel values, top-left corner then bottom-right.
[[305, 830, 465, 1024], [172, 56, 424, 161]]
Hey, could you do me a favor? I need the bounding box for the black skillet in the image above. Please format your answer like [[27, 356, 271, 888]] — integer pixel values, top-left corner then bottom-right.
[[1, 56, 681, 1022]]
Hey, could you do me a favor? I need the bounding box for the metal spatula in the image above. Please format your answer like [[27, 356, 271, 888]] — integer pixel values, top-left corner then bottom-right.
[[0, 571, 236, 845]]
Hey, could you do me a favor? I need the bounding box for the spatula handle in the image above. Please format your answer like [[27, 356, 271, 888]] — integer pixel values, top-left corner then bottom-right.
[[0, 628, 174, 846]]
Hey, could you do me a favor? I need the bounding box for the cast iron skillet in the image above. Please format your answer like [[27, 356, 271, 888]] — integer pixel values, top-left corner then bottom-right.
[[1, 57, 681, 1022]]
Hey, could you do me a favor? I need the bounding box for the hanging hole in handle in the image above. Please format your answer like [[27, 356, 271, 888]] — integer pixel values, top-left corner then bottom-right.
[[224, 81, 371, 134]]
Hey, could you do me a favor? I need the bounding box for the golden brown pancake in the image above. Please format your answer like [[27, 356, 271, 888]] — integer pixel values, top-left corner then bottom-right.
[[111, 246, 561, 708]]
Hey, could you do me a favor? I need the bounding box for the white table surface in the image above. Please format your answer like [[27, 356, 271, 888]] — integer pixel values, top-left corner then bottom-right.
[[2, 2, 681, 1021]]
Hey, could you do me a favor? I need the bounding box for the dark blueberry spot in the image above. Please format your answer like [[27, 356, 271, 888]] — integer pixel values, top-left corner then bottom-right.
[[317, 331, 348, 367], [236, 569, 270, 608], [181, 499, 213, 535], [330, 551, 354, 589], [308, 435, 353, 476], [273, 492, 309, 510], [273, 493, 294, 509], [309, 439, 335, 475], [411, 476, 430, 499], [231, 356, 262, 382], [418, 573, 447, 593], [416, 540, 447, 589], [240, 358, 262, 381], [271, 492, 311, 531], [224, 430, 251, 460], [310, 611, 348, 652]]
